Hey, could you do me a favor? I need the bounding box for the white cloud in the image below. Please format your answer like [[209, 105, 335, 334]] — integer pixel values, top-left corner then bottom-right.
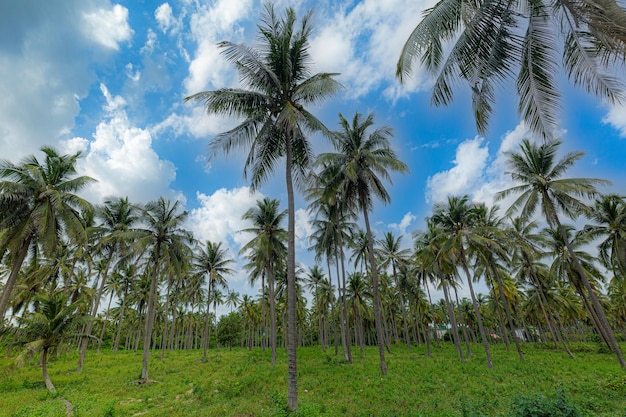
[[188, 187, 264, 253], [309, 0, 437, 99], [81, 4, 133, 50], [603, 97, 626, 137], [155, 3, 179, 34], [426, 137, 490, 203], [425, 123, 530, 207], [295, 208, 314, 249], [389, 212, 416, 236], [64, 85, 180, 204]]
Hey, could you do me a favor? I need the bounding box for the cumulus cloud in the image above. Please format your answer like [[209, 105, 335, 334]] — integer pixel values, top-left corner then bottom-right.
[[603, 98, 626, 137], [188, 187, 265, 251], [81, 4, 133, 50], [309, 0, 437, 99], [425, 123, 529, 207], [63, 84, 180, 204], [389, 212, 416, 236], [426, 137, 490, 203], [155, 3, 181, 34]]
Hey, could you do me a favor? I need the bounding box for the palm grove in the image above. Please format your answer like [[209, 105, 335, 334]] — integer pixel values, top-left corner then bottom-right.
[[2, 2, 626, 412]]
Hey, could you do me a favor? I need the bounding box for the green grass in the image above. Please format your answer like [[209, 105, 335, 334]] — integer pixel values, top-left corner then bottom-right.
[[1, 343, 625, 416]]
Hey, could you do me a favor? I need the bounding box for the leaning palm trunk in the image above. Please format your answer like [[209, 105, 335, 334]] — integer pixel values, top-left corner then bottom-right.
[[362, 206, 387, 375], [555, 219, 625, 367], [0, 237, 31, 322]]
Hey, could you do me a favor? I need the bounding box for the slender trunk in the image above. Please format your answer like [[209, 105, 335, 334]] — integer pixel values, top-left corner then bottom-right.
[[42, 347, 56, 393], [78, 251, 115, 372], [203, 284, 212, 361], [334, 247, 349, 361], [141, 248, 161, 381], [490, 257, 523, 361], [442, 281, 464, 362], [161, 278, 172, 360], [285, 135, 298, 411], [337, 236, 353, 363], [452, 286, 472, 356], [0, 236, 31, 322], [459, 244, 492, 369], [362, 205, 387, 375], [392, 264, 411, 352], [98, 291, 115, 353], [268, 260, 277, 367]]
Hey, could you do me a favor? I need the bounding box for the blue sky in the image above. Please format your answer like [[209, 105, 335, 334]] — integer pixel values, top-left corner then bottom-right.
[[2, 0, 625, 309]]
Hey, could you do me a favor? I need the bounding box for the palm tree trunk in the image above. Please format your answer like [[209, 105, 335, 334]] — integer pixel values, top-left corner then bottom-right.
[[459, 244, 493, 369], [442, 281, 464, 362], [0, 236, 31, 322], [42, 347, 56, 393], [78, 251, 115, 372], [203, 284, 212, 361], [285, 136, 298, 411], [98, 291, 115, 353], [489, 257, 523, 361], [334, 247, 349, 361], [268, 260, 278, 367], [362, 205, 387, 375], [452, 286, 472, 356], [392, 264, 411, 352], [141, 250, 161, 381]]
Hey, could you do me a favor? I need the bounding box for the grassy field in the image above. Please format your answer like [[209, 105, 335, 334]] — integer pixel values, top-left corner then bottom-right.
[[1, 342, 625, 417]]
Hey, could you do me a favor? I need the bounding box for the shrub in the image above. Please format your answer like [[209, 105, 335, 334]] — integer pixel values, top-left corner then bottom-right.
[[508, 389, 582, 417]]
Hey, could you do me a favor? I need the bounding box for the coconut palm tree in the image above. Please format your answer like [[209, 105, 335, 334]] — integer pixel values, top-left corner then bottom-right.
[[430, 195, 494, 368], [317, 111, 409, 375], [5, 290, 90, 392], [496, 139, 624, 367], [133, 198, 193, 381], [194, 240, 234, 361], [377, 232, 412, 351], [240, 197, 286, 366], [185, 5, 341, 409], [397, 0, 626, 139], [226, 290, 240, 313], [583, 194, 626, 277], [77, 196, 140, 371], [0, 146, 95, 321]]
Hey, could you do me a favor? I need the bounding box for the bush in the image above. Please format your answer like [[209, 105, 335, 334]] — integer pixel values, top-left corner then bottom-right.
[[508, 389, 582, 417]]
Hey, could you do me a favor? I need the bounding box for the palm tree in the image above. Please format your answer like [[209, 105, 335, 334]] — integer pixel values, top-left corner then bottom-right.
[[496, 139, 625, 367], [0, 146, 95, 321], [304, 265, 327, 349], [397, 0, 626, 139], [377, 232, 412, 351], [226, 290, 240, 313], [583, 195, 626, 277], [317, 111, 409, 375], [5, 290, 89, 392], [133, 198, 193, 381], [194, 240, 234, 361], [430, 195, 494, 368], [240, 197, 286, 366], [185, 5, 341, 410], [77, 196, 139, 371]]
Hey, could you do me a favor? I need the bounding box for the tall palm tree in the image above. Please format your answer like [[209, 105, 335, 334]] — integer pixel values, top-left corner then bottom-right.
[[133, 198, 193, 381], [317, 111, 409, 375], [226, 290, 240, 313], [240, 197, 286, 366], [377, 232, 412, 351], [194, 240, 234, 361], [185, 5, 341, 410], [397, 0, 626, 139], [304, 265, 327, 349], [496, 139, 624, 367], [0, 146, 95, 321], [430, 195, 494, 368]]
